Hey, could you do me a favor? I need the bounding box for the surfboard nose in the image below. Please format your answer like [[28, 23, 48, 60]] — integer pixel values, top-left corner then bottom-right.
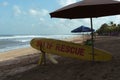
[[30, 38, 36, 46]]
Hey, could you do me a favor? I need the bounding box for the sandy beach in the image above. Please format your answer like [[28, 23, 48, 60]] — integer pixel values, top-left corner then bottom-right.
[[1, 36, 120, 80]]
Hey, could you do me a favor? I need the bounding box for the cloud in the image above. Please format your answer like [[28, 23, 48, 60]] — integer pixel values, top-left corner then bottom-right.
[[115, 0, 120, 1], [29, 9, 38, 16], [13, 5, 48, 17], [29, 9, 49, 17], [2, 2, 8, 6], [84, 15, 120, 30], [58, 0, 77, 6], [0, 1, 9, 7], [39, 18, 45, 22], [55, 0, 95, 33], [13, 5, 22, 16]]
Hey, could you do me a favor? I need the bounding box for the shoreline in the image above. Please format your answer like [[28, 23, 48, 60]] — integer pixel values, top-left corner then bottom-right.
[[0, 35, 83, 63], [0, 35, 86, 79], [0, 47, 39, 62], [2, 36, 120, 80]]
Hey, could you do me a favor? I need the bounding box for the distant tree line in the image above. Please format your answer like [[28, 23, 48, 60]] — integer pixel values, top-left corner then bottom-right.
[[96, 22, 120, 36]]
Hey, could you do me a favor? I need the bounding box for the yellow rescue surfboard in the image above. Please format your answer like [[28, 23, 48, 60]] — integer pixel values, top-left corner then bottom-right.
[[30, 38, 112, 61]]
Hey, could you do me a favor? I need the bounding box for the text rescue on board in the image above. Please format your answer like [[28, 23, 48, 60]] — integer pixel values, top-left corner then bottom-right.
[[36, 41, 84, 56]]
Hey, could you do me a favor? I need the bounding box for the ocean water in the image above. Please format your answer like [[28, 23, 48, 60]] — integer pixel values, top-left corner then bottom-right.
[[0, 34, 78, 53]]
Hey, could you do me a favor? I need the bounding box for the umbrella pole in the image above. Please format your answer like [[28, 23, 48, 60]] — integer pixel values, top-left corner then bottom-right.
[[90, 18, 95, 62], [83, 33, 84, 42]]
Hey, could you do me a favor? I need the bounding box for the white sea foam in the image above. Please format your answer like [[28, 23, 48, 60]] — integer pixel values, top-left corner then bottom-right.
[[0, 45, 30, 53], [0, 35, 43, 40], [14, 39, 31, 43]]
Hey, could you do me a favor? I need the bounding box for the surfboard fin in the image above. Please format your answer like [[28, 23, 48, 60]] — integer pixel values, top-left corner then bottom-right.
[[47, 54, 58, 64], [38, 52, 58, 65]]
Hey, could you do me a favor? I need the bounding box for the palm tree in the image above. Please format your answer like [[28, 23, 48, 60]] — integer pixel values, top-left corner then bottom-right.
[[96, 23, 109, 35], [96, 22, 120, 36], [109, 21, 117, 35]]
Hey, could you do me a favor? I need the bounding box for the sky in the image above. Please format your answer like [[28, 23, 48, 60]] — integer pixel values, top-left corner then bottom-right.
[[0, 0, 120, 35]]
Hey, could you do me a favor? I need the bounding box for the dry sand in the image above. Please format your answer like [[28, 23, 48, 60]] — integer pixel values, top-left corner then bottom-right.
[[1, 36, 120, 80]]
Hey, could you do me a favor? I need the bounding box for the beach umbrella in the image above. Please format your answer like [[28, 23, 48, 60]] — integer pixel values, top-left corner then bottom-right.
[[50, 0, 120, 61], [71, 25, 94, 42], [50, 0, 120, 18], [71, 25, 94, 33]]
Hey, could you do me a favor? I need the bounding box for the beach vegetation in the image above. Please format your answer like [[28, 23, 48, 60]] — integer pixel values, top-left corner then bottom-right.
[[96, 21, 120, 36]]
